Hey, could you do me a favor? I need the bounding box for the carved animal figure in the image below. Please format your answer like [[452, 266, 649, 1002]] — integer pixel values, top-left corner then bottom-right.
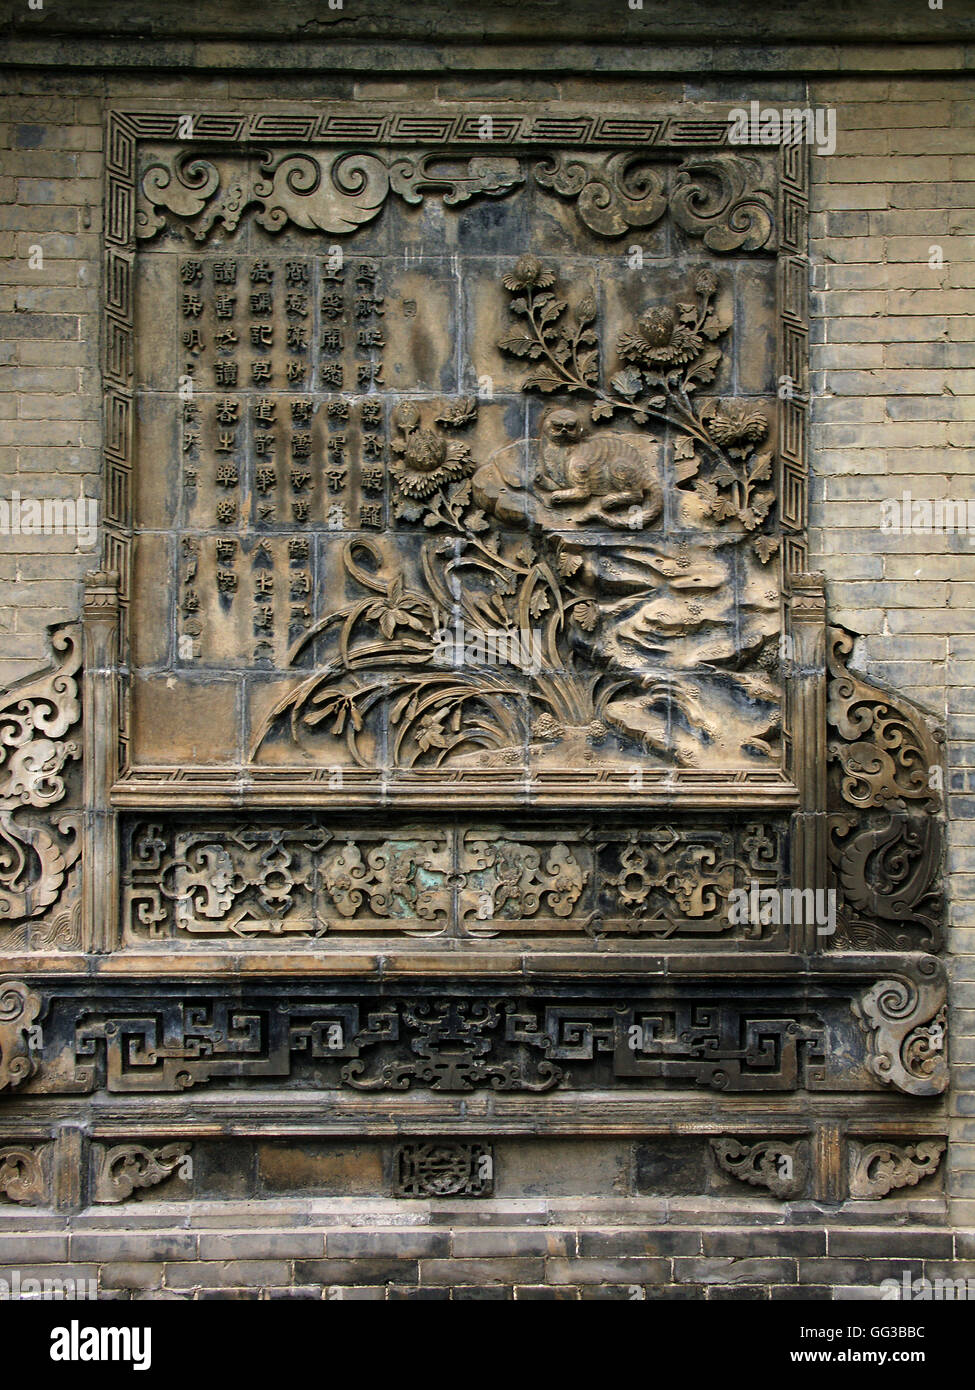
[[535, 407, 664, 527]]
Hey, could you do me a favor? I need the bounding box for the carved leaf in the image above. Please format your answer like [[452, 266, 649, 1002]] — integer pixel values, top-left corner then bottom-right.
[[522, 371, 566, 393], [610, 367, 644, 398], [498, 333, 538, 357]]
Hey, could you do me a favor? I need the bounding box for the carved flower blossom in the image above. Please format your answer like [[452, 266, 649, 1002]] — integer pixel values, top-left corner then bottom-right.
[[436, 396, 478, 429], [391, 429, 475, 499], [365, 574, 429, 639], [616, 307, 703, 368], [531, 713, 564, 742], [694, 268, 719, 297], [502, 254, 555, 292], [701, 398, 769, 449]]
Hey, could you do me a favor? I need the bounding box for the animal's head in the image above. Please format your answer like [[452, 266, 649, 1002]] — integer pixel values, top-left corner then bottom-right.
[[542, 408, 585, 444]]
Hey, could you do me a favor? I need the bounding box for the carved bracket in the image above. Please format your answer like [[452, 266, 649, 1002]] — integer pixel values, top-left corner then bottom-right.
[[0, 1143, 50, 1204], [853, 965, 948, 1097], [710, 1136, 809, 1198], [91, 1141, 191, 1202], [848, 1138, 945, 1200], [827, 626, 946, 950]]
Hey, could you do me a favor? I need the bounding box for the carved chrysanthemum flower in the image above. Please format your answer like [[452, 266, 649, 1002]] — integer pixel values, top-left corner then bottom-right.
[[531, 712, 564, 742], [701, 398, 769, 448], [616, 307, 703, 368], [390, 429, 475, 499], [392, 400, 422, 433], [694, 268, 719, 297], [502, 254, 556, 292]]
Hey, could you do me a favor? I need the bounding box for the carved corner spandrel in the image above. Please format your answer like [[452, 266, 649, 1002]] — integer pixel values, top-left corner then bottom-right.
[[852, 957, 948, 1098], [827, 625, 946, 952], [0, 624, 83, 953]]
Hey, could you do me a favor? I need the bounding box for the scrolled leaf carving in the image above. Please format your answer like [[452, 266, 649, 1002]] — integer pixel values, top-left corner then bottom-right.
[[669, 155, 776, 252], [0, 1145, 48, 1204], [138, 153, 221, 239], [252, 151, 391, 235], [92, 1142, 191, 1203], [848, 1139, 945, 1200], [710, 1137, 808, 1198], [852, 966, 948, 1097], [138, 148, 524, 242], [0, 981, 42, 1091], [0, 625, 82, 928], [827, 626, 945, 949], [827, 627, 942, 813], [0, 624, 81, 808], [533, 153, 667, 237]]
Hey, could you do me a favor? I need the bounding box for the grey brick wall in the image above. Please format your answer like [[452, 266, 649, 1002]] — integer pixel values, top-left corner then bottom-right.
[[804, 74, 975, 1229]]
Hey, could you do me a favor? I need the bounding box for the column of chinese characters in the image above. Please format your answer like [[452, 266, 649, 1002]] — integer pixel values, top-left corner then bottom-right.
[[214, 395, 241, 528], [283, 260, 311, 390], [251, 538, 275, 664], [288, 535, 312, 643], [289, 395, 312, 526], [358, 397, 386, 531], [180, 536, 202, 659], [352, 260, 386, 531]]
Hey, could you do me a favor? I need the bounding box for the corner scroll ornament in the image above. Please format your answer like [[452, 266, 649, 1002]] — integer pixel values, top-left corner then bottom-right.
[[533, 152, 776, 250], [0, 981, 42, 1091], [852, 963, 948, 1097], [848, 1138, 945, 1200], [827, 627, 945, 949], [137, 148, 524, 241], [92, 1142, 191, 1203], [0, 624, 82, 929], [534, 153, 668, 237], [710, 1137, 808, 1199]]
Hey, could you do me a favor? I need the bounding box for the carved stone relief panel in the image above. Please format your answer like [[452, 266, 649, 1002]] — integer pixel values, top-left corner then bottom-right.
[[121, 815, 786, 944], [107, 113, 806, 808], [10, 954, 945, 1099], [0, 108, 950, 1222]]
